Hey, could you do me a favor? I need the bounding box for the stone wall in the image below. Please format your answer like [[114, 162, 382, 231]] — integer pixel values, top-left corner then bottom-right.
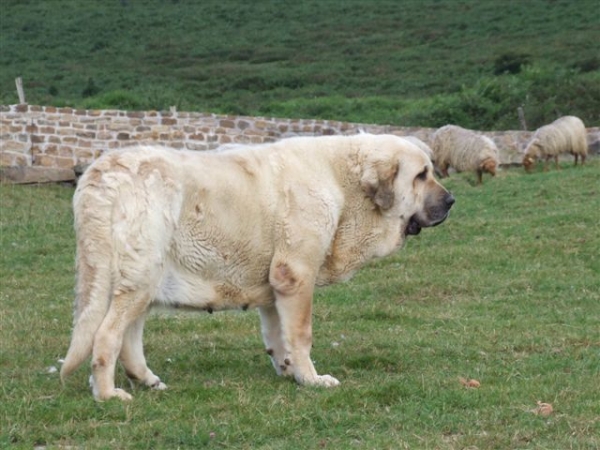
[[1, 104, 598, 183]]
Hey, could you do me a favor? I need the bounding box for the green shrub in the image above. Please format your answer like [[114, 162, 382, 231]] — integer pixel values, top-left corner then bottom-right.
[[82, 90, 142, 110], [493, 52, 531, 75]]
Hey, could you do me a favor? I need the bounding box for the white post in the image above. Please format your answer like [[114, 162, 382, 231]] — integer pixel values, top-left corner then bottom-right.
[[517, 106, 527, 130], [15, 77, 26, 104]]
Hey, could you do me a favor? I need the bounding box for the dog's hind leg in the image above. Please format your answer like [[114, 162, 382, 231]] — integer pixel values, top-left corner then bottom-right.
[[61, 227, 113, 382], [90, 289, 153, 401], [120, 314, 167, 390]]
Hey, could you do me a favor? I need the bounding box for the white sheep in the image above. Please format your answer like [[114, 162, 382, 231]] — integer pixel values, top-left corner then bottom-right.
[[432, 125, 500, 185], [400, 136, 445, 177], [522, 115, 588, 172], [401, 136, 434, 161]]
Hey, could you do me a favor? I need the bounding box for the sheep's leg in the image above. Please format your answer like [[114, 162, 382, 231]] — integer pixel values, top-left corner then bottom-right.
[[554, 155, 560, 170], [439, 162, 449, 178], [476, 169, 483, 185]]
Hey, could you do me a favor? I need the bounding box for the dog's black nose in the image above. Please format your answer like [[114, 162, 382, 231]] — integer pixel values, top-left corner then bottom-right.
[[445, 193, 455, 207]]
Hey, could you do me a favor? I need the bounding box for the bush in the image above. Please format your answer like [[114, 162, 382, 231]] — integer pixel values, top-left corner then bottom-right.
[[396, 63, 600, 130], [82, 90, 142, 110], [81, 87, 189, 112], [493, 52, 531, 75]]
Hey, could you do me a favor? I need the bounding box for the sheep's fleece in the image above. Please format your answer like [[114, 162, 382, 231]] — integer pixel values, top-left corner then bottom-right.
[[433, 125, 500, 184], [523, 115, 588, 171], [61, 134, 455, 401], [402, 135, 434, 161]]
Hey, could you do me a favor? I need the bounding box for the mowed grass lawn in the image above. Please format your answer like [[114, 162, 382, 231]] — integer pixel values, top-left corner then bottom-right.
[[1, 160, 599, 449]]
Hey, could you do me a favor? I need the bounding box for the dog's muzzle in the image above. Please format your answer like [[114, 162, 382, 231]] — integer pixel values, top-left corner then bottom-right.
[[405, 192, 455, 236]]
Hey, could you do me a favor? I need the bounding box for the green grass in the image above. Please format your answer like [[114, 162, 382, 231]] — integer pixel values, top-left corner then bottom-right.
[[1, 160, 599, 449], [1, 0, 599, 129]]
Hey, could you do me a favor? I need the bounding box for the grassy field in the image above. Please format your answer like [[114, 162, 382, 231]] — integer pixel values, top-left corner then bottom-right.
[[1, 159, 599, 449], [1, 0, 599, 129]]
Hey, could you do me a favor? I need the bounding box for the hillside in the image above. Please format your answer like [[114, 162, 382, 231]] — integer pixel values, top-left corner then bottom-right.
[[1, 0, 599, 129]]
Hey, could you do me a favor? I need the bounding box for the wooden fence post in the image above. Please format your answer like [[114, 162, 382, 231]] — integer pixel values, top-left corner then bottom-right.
[[15, 77, 26, 104], [517, 106, 527, 130]]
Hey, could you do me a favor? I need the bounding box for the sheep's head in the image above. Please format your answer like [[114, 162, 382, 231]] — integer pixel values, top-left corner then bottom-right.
[[522, 155, 536, 172], [480, 157, 498, 176], [522, 139, 541, 173]]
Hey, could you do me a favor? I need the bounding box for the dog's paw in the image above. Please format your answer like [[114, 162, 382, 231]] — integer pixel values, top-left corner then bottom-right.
[[151, 380, 168, 390], [93, 388, 133, 402], [110, 388, 134, 401], [297, 373, 340, 387], [143, 373, 168, 391], [314, 374, 340, 387], [90, 375, 134, 401]]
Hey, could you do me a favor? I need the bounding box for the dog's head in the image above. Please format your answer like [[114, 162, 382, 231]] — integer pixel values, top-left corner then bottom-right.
[[360, 135, 455, 237]]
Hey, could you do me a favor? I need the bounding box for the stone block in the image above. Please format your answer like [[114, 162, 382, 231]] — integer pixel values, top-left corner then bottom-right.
[[219, 119, 235, 128], [56, 156, 75, 168], [107, 121, 133, 131], [0, 166, 75, 184], [1, 139, 29, 153]]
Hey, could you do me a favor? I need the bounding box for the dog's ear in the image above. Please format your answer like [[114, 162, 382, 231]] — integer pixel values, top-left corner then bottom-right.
[[361, 158, 399, 210]]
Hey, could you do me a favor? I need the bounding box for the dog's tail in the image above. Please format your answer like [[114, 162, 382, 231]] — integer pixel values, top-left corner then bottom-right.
[[60, 185, 115, 383]]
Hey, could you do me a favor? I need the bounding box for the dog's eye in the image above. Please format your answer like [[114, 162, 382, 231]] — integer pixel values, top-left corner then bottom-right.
[[416, 168, 428, 181]]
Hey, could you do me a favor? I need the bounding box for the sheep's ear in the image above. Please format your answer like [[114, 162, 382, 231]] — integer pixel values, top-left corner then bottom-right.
[[361, 158, 399, 210], [480, 157, 498, 175]]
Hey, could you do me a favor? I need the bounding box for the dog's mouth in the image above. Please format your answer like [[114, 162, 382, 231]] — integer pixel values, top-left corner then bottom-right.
[[405, 210, 451, 236], [405, 216, 422, 236], [405, 192, 455, 237]]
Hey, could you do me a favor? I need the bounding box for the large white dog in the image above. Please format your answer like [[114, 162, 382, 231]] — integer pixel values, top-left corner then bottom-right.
[[61, 134, 454, 401]]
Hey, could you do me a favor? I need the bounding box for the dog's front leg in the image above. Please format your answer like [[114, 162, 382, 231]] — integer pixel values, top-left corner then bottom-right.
[[269, 261, 339, 387], [259, 304, 292, 377]]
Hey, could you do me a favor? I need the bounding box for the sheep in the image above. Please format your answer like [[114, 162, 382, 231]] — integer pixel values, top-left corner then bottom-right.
[[400, 135, 446, 178], [432, 125, 500, 185], [402, 136, 434, 161], [522, 115, 588, 172]]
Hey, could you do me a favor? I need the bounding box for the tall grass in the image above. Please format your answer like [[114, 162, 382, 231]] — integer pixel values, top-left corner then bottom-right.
[[1, 0, 599, 129], [1, 160, 599, 449]]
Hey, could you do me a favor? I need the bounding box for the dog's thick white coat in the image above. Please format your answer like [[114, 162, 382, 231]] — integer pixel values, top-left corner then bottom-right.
[[61, 134, 454, 401]]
